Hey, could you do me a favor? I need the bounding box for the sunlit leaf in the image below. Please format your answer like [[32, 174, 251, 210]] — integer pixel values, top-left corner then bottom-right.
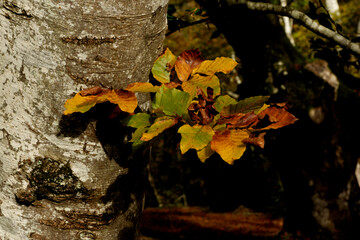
[[141, 116, 179, 141], [151, 48, 177, 83], [153, 86, 191, 117], [196, 143, 215, 163], [122, 113, 152, 128], [211, 129, 249, 165], [214, 95, 237, 112], [106, 90, 138, 113], [125, 82, 159, 92], [178, 124, 215, 154], [182, 74, 220, 99], [64, 87, 137, 115], [221, 96, 270, 116], [175, 49, 204, 82], [193, 57, 238, 76]]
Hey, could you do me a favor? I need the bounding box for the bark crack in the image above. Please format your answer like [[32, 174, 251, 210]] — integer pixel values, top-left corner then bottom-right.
[[3, 1, 32, 19]]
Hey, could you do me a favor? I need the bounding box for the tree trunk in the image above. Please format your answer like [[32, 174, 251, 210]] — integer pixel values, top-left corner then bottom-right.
[[0, 1, 168, 239]]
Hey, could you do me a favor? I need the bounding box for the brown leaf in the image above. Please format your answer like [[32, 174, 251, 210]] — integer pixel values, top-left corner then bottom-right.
[[242, 132, 266, 148], [218, 112, 258, 128], [79, 86, 109, 96], [256, 106, 297, 130], [175, 49, 204, 82], [164, 82, 181, 89]]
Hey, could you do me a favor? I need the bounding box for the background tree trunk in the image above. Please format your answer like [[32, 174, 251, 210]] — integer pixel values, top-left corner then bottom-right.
[[0, 1, 168, 239]]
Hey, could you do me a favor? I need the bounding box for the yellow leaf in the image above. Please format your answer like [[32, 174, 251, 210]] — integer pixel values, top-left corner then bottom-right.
[[141, 116, 178, 141], [125, 82, 159, 92], [63, 87, 110, 115], [211, 129, 249, 164], [196, 143, 215, 163], [182, 74, 221, 99], [178, 124, 215, 154], [193, 57, 238, 76]]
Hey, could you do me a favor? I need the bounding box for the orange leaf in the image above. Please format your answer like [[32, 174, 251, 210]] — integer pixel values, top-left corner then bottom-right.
[[175, 49, 204, 82], [125, 82, 159, 92], [256, 106, 297, 130], [211, 129, 249, 164], [106, 90, 138, 113]]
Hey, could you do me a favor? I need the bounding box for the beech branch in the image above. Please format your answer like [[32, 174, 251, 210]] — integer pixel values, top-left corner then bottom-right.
[[225, 0, 360, 56]]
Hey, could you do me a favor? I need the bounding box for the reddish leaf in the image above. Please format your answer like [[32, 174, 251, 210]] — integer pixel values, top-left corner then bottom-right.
[[175, 49, 204, 82], [188, 87, 218, 125], [164, 82, 181, 89], [218, 112, 258, 128]]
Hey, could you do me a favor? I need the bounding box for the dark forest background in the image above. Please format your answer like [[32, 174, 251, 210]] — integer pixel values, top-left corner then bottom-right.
[[140, 1, 360, 239]]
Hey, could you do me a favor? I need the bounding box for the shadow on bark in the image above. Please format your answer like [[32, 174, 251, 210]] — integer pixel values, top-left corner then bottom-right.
[[57, 102, 149, 238]]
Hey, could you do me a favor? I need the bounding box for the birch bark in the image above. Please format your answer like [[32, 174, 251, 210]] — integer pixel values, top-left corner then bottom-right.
[[0, 0, 168, 239]]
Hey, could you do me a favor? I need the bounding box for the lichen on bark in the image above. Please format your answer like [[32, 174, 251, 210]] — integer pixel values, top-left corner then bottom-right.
[[0, 0, 168, 239]]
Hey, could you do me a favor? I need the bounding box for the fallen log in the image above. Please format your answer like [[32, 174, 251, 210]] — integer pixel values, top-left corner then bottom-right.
[[140, 207, 283, 239]]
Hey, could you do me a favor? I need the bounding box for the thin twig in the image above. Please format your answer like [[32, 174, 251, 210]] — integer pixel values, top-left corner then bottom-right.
[[166, 18, 210, 36], [225, 0, 360, 56]]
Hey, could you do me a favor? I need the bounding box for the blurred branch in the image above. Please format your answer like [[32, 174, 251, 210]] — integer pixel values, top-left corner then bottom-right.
[[166, 18, 210, 36], [225, 0, 360, 56]]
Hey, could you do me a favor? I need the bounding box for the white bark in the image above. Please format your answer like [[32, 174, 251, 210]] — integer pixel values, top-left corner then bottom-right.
[[325, 0, 340, 18], [280, 0, 295, 46], [0, 0, 168, 239], [225, 1, 360, 56]]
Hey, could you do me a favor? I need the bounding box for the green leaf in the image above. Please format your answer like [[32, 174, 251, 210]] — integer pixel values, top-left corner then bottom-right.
[[130, 126, 149, 142], [214, 95, 237, 112], [141, 116, 178, 141], [131, 127, 148, 150], [151, 48, 177, 83], [153, 86, 192, 117], [196, 143, 215, 163], [122, 113, 151, 128], [221, 96, 270, 116], [178, 124, 215, 154]]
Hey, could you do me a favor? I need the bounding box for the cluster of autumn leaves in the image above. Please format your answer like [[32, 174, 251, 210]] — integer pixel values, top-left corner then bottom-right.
[[64, 48, 297, 164]]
